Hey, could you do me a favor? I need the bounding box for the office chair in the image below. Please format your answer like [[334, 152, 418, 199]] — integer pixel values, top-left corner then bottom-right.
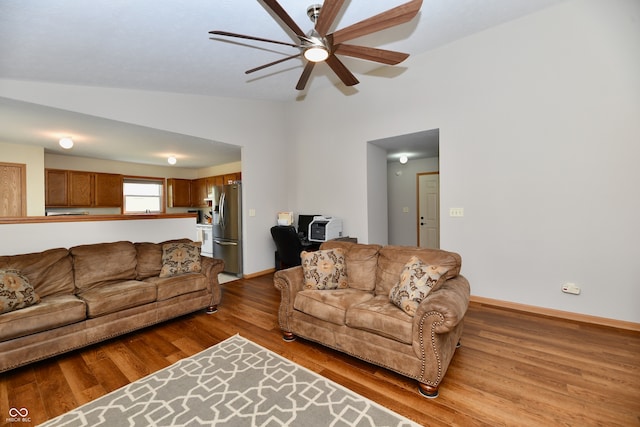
[[270, 225, 306, 270]]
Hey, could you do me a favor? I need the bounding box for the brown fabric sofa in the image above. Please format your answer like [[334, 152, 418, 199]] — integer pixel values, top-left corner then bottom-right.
[[0, 239, 224, 373], [273, 241, 470, 398]]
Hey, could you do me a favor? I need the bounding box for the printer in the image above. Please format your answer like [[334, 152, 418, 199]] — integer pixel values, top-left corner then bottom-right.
[[308, 216, 343, 242]]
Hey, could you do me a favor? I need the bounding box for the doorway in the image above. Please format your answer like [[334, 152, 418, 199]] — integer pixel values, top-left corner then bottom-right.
[[367, 129, 440, 246]]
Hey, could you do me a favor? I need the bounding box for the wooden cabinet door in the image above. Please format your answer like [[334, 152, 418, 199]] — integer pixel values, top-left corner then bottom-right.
[[45, 169, 68, 206], [212, 175, 224, 186], [192, 178, 208, 207], [223, 173, 239, 184], [167, 178, 192, 207], [68, 171, 93, 206], [94, 173, 123, 207], [0, 162, 26, 216]]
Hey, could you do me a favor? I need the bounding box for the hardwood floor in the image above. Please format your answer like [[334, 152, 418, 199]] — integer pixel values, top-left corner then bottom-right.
[[1, 274, 639, 426]]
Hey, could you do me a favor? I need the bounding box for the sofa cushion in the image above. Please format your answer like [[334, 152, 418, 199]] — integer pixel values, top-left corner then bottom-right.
[[159, 242, 202, 278], [0, 294, 86, 342], [294, 289, 374, 325], [375, 246, 462, 296], [321, 242, 381, 291], [71, 241, 137, 291], [78, 280, 157, 318], [145, 272, 207, 301], [346, 295, 414, 345], [301, 248, 348, 290], [389, 256, 450, 316], [0, 269, 40, 314], [0, 248, 74, 298], [135, 239, 193, 280]]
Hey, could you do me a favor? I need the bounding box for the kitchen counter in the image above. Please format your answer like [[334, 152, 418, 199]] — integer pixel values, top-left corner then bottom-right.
[[0, 213, 197, 225]]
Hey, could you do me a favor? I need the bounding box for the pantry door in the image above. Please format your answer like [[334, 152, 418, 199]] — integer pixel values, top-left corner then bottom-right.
[[0, 162, 26, 217]]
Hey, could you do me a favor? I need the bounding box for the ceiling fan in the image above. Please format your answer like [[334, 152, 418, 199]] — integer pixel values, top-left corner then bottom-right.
[[209, 0, 423, 91]]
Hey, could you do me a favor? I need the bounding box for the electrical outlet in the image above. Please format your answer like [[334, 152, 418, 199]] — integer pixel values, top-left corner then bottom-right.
[[561, 283, 581, 295]]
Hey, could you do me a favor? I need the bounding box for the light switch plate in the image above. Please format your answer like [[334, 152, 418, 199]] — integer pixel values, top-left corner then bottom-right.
[[449, 208, 464, 217]]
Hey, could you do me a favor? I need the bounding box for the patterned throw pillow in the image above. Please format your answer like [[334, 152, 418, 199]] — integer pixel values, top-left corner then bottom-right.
[[301, 249, 348, 290], [0, 269, 40, 314], [389, 256, 449, 316], [159, 242, 202, 278]]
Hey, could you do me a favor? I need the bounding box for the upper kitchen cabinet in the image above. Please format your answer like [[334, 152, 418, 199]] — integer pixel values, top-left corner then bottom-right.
[[167, 178, 192, 207], [94, 173, 124, 207], [191, 178, 208, 208], [45, 169, 69, 206], [45, 169, 123, 208], [223, 172, 241, 184]]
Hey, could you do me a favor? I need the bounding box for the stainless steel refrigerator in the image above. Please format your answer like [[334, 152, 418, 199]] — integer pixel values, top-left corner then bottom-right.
[[212, 182, 242, 276]]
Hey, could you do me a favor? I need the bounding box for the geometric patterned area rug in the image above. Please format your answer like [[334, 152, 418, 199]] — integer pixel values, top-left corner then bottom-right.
[[39, 335, 420, 426]]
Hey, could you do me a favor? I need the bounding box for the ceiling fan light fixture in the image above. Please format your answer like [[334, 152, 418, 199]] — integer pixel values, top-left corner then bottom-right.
[[59, 137, 74, 149], [304, 46, 329, 62]]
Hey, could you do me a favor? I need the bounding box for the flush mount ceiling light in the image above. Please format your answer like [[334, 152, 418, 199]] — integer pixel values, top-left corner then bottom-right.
[[399, 155, 409, 164], [167, 156, 177, 165], [59, 137, 74, 149]]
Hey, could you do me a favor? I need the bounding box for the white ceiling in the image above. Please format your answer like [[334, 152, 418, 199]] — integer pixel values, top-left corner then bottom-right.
[[0, 0, 566, 168]]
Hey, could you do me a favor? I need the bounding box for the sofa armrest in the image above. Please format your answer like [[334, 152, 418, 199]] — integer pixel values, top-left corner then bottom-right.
[[201, 256, 225, 309], [273, 266, 304, 332]]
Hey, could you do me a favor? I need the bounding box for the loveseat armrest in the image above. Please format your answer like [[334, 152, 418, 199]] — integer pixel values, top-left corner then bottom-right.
[[411, 274, 470, 391], [414, 275, 470, 334], [201, 256, 225, 313], [273, 266, 304, 335]]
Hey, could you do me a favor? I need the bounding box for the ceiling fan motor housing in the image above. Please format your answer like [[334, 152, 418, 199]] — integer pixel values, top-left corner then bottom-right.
[[307, 4, 322, 23]]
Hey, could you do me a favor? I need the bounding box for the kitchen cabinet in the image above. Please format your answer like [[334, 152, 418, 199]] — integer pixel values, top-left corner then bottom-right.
[[94, 173, 124, 207], [191, 178, 208, 208], [45, 169, 69, 206], [68, 171, 93, 206], [45, 169, 123, 207], [167, 178, 192, 207], [223, 173, 241, 184]]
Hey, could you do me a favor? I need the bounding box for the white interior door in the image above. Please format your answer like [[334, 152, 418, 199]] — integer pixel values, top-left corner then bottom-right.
[[418, 173, 440, 248]]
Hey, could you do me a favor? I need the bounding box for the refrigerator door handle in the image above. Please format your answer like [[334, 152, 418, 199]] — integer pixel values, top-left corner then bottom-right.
[[214, 240, 238, 246], [219, 192, 226, 226]]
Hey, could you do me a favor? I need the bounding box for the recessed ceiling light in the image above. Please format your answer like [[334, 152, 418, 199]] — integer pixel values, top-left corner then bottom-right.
[[59, 137, 74, 149], [167, 156, 177, 165]]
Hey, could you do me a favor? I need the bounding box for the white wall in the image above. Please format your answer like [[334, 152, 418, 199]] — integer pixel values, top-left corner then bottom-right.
[[0, 217, 197, 255], [387, 157, 439, 246], [0, 142, 45, 216], [285, 0, 640, 323]]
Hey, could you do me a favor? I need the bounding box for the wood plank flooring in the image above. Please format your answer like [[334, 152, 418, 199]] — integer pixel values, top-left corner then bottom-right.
[[1, 273, 639, 426]]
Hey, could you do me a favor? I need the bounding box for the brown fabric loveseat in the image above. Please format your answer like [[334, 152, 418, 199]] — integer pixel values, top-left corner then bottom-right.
[[274, 241, 470, 398], [0, 239, 224, 373]]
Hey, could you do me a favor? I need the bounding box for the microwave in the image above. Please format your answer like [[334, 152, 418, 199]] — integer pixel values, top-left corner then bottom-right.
[[308, 216, 343, 242]]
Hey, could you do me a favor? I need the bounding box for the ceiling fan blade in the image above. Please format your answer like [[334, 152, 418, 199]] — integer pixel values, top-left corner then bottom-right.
[[325, 55, 359, 87], [296, 62, 315, 90], [209, 31, 299, 48], [331, 0, 422, 45], [262, 0, 306, 37], [314, 0, 346, 37], [333, 44, 409, 65], [246, 53, 302, 74]]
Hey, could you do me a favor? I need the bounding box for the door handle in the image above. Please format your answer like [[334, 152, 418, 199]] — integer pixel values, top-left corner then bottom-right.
[[214, 240, 238, 246]]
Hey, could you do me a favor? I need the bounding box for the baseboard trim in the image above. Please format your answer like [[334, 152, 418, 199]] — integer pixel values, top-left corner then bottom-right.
[[243, 268, 276, 279], [470, 296, 640, 332]]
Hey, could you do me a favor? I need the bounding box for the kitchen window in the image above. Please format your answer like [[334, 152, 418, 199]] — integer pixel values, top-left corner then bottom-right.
[[123, 178, 164, 214]]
